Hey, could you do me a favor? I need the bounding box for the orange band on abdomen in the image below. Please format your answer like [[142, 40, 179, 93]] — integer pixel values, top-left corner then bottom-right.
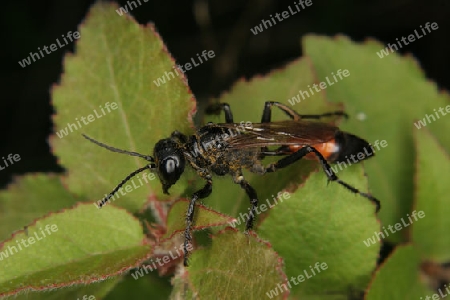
[[288, 139, 339, 161]]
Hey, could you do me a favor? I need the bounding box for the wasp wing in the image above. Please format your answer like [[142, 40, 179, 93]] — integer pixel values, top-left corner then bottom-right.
[[217, 120, 339, 149]]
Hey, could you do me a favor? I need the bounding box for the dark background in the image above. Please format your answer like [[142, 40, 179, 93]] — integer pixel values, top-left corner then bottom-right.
[[1, 0, 449, 188]]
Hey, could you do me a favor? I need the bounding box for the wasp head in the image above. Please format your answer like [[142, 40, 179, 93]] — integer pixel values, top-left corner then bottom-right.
[[153, 138, 186, 194]]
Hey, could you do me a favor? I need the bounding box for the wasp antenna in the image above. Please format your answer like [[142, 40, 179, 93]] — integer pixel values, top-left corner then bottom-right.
[[96, 165, 154, 208], [82, 134, 154, 162]]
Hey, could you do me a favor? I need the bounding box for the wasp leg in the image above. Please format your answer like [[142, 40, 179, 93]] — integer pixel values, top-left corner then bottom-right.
[[260, 101, 302, 154], [233, 173, 259, 231], [261, 101, 348, 121], [295, 111, 349, 120], [260, 101, 345, 157], [205, 102, 234, 123], [184, 178, 213, 267], [259, 101, 347, 158], [260, 146, 292, 156], [265, 145, 380, 212], [261, 101, 301, 122]]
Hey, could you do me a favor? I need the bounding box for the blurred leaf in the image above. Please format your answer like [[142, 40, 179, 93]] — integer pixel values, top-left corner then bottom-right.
[[8, 2, 447, 298], [203, 57, 342, 230], [9, 278, 120, 300], [162, 199, 237, 240], [366, 245, 431, 299], [51, 2, 196, 213], [104, 274, 171, 300], [171, 228, 286, 300], [303, 35, 450, 242], [0, 174, 80, 242], [258, 166, 379, 298], [199, 49, 379, 298], [412, 128, 450, 262], [0, 204, 151, 298]]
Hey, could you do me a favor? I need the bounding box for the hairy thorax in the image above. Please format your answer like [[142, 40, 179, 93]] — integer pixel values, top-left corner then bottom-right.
[[186, 124, 261, 176]]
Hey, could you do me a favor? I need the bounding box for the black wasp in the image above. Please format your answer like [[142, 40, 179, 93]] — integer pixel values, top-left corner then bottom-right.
[[82, 101, 380, 266]]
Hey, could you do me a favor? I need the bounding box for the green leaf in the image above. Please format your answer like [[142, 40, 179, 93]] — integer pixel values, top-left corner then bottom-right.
[[366, 245, 431, 299], [172, 228, 286, 299], [8, 278, 121, 300], [104, 274, 171, 300], [258, 166, 379, 298], [412, 128, 450, 262], [51, 2, 196, 213], [303, 35, 450, 242], [0, 174, 80, 242], [197, 52, 379, 298], [0, 204, 151, 297], [162, 199, 238, 240], [202, 57, 342, 230]]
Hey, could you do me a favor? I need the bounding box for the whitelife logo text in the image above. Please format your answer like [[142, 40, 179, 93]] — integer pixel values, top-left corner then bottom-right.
[[0, 225, 59, 261], [363, 210, 425, 247], [414, 105, 450, 129], [266, 262, 328, 298], [288, 69, 350, 106], [56, 102, 118, 139], [228, 192, 291, 228], [153, 50, 215, 87], [376, 22, 438, 58], [116, 0, 148, 16], [18, 31, 80, 68], [250, 0, 313, 35], [0, 153, 21, 172]]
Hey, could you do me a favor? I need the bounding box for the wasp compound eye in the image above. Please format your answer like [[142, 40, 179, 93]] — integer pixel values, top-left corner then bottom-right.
[[161, 156, 184, 178], [165, 157, 178, 173]]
